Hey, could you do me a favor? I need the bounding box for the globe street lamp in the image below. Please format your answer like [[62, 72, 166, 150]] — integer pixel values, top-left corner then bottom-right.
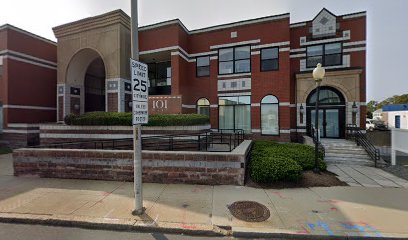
[[312, 63, 325, 174]]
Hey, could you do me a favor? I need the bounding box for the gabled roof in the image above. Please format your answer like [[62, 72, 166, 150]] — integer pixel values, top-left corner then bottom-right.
[[312, 8, 337, 22]]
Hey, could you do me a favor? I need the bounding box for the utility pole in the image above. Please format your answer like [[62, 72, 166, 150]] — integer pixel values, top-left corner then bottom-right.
[[131, 0, 144, 215]]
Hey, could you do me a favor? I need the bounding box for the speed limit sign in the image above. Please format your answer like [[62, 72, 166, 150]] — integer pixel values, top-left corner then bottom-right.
[[130, 58, 149, 124]]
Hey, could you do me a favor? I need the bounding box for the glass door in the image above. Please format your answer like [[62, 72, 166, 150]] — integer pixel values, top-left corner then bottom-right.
[[219, 105, 234, 131], [235, 105, 251, 133], [310, 109, 324, 138], [325, 109, 340, 138]]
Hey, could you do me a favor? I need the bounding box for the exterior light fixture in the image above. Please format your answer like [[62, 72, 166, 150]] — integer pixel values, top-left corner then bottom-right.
[[352, 101, 358, 113], [299, 104, 305, 114], [312, 63, 325, 174]]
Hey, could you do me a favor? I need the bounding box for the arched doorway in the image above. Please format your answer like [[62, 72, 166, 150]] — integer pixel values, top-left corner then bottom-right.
[[84, 57, 106, 112], [65, 48, 107, 115], [306, 86, 346, 138]]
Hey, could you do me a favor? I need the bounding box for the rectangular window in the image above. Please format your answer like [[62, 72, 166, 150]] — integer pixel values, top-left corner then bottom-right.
[[196, 56, 210, 77], [306, 43, 342, 68], [147, 61, 171, 95], [218, 96, 251, 133], [261, 47, 279, 71], [218, 46, 251, 75]]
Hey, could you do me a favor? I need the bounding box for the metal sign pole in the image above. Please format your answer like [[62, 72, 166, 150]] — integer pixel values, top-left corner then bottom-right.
[[131, 0, 144, 215]]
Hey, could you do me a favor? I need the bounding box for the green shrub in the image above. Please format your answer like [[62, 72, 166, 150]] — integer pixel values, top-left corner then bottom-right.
[[0, 147, 13, 155], [250, 154, 303, 183], [64, 112, 210, 126], [249, 141, 326, 183], [144, 114, 209, 127], [268, 143, 327, 171]]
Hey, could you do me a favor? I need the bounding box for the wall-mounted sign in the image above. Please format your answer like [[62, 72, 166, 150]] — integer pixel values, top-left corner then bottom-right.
[[131, 59, 149, 124], [149, 96, 182, 114]]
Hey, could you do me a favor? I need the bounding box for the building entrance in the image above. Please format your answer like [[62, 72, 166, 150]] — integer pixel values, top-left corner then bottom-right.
[[306, 87, 346, 139]]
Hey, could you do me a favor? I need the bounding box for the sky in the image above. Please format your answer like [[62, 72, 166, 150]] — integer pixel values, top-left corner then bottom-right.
[[0, 0, 407, 102]]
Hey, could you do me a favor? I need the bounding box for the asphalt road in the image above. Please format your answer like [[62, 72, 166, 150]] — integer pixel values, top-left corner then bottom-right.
[[0, 223, 235, 240]]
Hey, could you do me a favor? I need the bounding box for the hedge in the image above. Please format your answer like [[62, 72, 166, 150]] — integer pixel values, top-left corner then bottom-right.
[[250, 141, 326, 183], [64, 112, 210, 126], [0, 147, 13, 155]]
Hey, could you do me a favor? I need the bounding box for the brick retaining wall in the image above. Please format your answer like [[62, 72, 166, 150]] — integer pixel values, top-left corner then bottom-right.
[[13, 140, 252, 185], [1, 124, 40, 149], [39, 124, 211, 145]]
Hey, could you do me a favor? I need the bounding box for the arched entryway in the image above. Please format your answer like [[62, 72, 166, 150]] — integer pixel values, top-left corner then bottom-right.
[[84, 57, 106, 112], [65, 48, 107, 115], [306, 86, 346, 138]]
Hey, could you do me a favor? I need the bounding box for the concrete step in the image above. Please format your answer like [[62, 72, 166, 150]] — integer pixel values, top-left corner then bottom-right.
[[326, 151, 369, 158], [325, 156, 373, 163], [325, 160, 374, 166], [324, 147, 365, 152], [325, 153, 371, 160], [322, 143, 359, 147]]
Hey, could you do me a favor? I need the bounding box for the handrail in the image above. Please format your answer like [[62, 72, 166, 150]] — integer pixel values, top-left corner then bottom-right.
[[31, 130, 245, 152], [346, 124, 381, 167], [310, 127, 325, 159]]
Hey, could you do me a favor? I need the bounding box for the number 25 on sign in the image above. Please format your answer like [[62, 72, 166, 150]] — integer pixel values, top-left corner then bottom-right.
[[130, 58, 149, 125], [131, 59, 148, 103]]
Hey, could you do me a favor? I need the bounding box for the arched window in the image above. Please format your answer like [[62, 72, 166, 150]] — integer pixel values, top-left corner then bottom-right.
[[261, 95, 279, 135], [306, 87, 345, 106], [197, 98, 210, 117]]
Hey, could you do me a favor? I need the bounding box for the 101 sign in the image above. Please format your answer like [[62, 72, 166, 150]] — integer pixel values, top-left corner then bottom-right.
[[130, 59, 149, 125]]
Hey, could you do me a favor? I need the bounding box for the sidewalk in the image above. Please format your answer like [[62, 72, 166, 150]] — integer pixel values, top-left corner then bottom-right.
[[1, 153, 408, 239]]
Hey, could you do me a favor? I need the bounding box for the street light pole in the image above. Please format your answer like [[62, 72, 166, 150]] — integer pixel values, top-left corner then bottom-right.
[[312, 63, 325, 174], [131, 0, 144, 215]]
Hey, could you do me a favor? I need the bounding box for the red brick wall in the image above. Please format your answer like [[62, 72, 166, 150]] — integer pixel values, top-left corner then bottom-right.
[[107, 93, 118, 112], [13, 146, 250, 185], [0, 26, 57, 126]]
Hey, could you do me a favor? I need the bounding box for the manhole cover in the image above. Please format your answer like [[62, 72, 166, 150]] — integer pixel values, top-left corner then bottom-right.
[[228, 201, 270, 222]]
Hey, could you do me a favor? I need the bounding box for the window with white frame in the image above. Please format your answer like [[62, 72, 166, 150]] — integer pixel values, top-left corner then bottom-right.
[[261, 47, 279, 71], [197, 98, 210, 117], [218, 46, 251, 75], [196, 56, 210, 77], [261, 95, 279, 135], [306, 42, 342, 68]]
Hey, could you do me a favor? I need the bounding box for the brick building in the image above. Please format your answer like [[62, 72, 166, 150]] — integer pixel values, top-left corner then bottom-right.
[[0, 24, 57, 131], [4, 8, 366, 142]]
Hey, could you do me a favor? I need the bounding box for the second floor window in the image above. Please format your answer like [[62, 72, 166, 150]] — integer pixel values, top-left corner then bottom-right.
[[307, 42, 342, 68], [219, 46, 251, 75], [196, 56, 210, 77], [261, 47, 279, 71]]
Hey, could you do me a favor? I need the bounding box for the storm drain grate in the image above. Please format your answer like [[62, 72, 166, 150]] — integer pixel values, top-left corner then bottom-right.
[[228, 201, 270, 222]]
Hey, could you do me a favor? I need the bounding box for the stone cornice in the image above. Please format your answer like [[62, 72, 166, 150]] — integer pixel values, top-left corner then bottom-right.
[[53, 10, 130, 39], [296, 68, 363, 80]]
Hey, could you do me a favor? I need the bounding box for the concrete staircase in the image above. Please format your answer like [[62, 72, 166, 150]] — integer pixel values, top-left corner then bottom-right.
[[321, 139, 374, 166]]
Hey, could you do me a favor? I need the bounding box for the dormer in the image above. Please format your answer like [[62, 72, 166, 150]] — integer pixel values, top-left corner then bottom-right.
[[312, 8, 337, 38]]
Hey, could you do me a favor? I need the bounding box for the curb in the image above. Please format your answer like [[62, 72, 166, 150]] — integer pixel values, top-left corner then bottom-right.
[[233, 230, 408, 240], [0, 213, 228, 237], [0, 213, 407, 239]]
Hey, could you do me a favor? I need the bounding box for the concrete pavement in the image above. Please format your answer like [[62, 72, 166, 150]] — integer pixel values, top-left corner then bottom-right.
[[328, 164, 408, 188], [1, 153, 408, 239]]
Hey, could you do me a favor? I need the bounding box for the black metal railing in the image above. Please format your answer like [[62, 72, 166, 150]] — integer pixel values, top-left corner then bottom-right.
[[310, 127, 325, 158], [346, 124, 381, 167], [32, 130, 245, 152]]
